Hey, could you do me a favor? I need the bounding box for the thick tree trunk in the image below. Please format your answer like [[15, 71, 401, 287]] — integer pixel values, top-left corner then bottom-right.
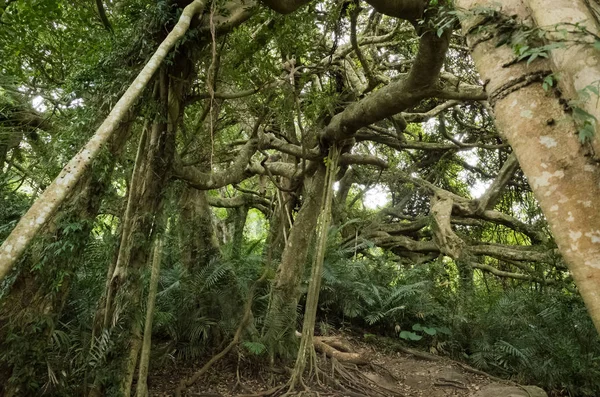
[[230, 206, 248, 260], [290, 150, 337, 385], [263, 166, 326, 352], [0, 0, 206, 281], [525, 0, 600, 154], [262, 204, 287, 267], [0, 119, 132, 395], [458, 0, 600, 332], [179, 187, 220, 270]]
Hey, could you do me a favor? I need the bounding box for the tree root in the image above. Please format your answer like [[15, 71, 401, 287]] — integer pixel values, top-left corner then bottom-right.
[[313, 337, 369, 365], [238, 338, 398, 397]]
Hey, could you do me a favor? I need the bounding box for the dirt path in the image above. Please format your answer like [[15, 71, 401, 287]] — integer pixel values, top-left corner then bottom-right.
[[148, 336, 546, 397]]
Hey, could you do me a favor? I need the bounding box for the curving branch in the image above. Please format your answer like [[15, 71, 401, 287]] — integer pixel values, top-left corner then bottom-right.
[[431, 194, 465, 259], [198, 0, 258, 34], [340, 153, 388, 169], [259, 133, 321, 160], [469, 262, 561, 284], [475, 153, 519, 212], [247, 160, 299, 180], [174, 138, 259, 189], [350, 2, 379, 92], [402, 100, 461, 122], [207, 193, 271, 214], [321, 30, 450, 144]]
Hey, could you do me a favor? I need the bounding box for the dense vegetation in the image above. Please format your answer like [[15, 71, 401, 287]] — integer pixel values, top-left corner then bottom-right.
[[1, 0, 600, 396]]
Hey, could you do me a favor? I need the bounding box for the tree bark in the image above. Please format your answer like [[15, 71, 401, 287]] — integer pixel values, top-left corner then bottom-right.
[[0, 118, 132, 395], [526, 0, 600, 155], [91, 67, 176, 396], [458, 0, 600, 333], [230, 206, 248, 260], [179, 187, 220, 270], [135, 231, 164, 397], [290, 149, 338, 386], [262, 166, 326, 352]]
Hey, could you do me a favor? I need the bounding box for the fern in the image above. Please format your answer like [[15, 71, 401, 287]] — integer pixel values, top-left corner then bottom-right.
[[243, 341, 267, 355]]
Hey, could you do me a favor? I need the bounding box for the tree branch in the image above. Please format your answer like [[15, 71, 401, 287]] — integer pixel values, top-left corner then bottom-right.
[[95, 0, 113, 32], [259, 0, 311, 14]]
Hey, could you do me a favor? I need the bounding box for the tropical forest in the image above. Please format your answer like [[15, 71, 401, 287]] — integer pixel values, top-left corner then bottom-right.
[[2, 0, 600, 396]]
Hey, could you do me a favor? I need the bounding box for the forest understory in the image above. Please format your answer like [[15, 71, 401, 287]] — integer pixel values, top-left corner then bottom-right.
[[146, 331, 546, 397], [3, 0, 600, 396]]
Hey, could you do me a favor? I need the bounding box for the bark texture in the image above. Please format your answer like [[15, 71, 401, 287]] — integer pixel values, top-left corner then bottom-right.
[[0, 118, 132, 395], [458, 0, 600, 332], [290, 149, 338, 386], [263, 166, 326, 349], [526, 0, 600, 154], [179, 187, 220, 270], [135, 232, 164, 397]]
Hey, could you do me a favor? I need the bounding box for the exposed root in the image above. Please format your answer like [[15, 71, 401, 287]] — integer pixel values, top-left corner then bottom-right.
[[238, 337, 400, 397], [313, 337, 369, 365], [233, 350, 254, 395]]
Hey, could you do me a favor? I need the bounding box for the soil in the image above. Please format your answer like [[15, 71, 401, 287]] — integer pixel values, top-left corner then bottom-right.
[[147, 335, 531, 397]]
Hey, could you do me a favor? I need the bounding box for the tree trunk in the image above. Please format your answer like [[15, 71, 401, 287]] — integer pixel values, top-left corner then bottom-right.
[[0, 118, 132, 395], [179, 187, 220, 270], [290, 149, 338, 386], [525, 0, 600, 155], [92, 67, 176, 396], [135, 230, 164, 397], [262, 166, 326, 355], [230, 206, 248, 260], [458, 0, 600, 332]]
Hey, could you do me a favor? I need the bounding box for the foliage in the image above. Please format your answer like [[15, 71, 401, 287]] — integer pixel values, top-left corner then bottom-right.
[[1, 1, 600, 396]]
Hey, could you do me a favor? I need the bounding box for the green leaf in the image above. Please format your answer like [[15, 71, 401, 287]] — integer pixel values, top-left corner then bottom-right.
[[573, 106, 597, 122], [423, 327, 437, 336], [412, 323, 424, 331], [542, 75, 554, 91], [243, 341, 266, 355], [526, 53, 538, 65], [578, 121, 595, 143], [437, 326, 452, 335]]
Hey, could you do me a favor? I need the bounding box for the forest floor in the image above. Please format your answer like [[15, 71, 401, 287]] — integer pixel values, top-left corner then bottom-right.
[[147, 334, 543, 397]]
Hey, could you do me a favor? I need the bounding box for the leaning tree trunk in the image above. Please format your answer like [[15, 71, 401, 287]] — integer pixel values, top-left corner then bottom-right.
[[91, 67, 177, 396], [262, 166, 327, 355], [0, 0, 207, 281], [458, 0, 600, 332], [0, 118, 132, 395]]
